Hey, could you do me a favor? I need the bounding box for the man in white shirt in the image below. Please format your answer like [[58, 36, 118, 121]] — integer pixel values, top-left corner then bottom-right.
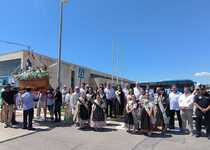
[[70, 87, 80, 115], [179, 86, 194, 134], [169, 85, 183, 130], [134, 83, 141, 100], [62, 85, 68, 104], [123, 84, 130, 98], [80, 83, 86, 95], [21, 88, 35, 130], [104, 83, 116, 118]]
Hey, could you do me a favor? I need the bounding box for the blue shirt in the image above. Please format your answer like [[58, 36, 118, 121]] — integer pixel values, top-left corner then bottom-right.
[[21, 92, 35, 110], [104, 88, 115, 100]]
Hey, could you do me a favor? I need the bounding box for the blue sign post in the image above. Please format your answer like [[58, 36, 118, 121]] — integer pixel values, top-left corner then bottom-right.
[[78, 67, 85, 86], [78, 67, 85, 79]]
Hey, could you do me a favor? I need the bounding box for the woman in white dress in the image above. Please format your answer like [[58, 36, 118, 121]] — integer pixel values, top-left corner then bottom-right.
[[64, 88, 74, 124]]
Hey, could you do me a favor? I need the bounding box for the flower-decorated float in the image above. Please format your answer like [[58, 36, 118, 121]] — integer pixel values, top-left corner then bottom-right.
[[14, 66, 50, 90]]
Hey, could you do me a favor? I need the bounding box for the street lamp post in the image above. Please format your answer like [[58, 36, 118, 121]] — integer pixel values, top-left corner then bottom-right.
[[57, 0, 68, 88]]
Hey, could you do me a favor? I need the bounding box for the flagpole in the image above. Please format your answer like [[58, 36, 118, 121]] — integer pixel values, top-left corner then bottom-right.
[[112, 40, 115, 84], [116, 44, 119, 85]]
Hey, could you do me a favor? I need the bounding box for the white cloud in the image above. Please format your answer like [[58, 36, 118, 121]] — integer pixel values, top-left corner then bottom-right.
[[194, 72, 210, 77]]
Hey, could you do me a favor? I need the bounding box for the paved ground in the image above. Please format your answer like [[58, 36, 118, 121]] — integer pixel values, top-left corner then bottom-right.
[[0, 111, 210, 150]]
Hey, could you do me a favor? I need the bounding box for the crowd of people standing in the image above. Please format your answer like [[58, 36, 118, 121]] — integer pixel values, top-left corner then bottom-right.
[[0, 82, 210, 140], [124, 84, 210, 140]]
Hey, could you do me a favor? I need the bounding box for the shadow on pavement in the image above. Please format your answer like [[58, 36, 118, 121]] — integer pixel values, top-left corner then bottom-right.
[[127, 131, 172, 139], [0, 126, 51, 144], [78, 126, 117, 132], [0, 131, 37, 144], [0, 120, 72, 144], [167, 130, 188, 135], [106, 123, 121, 127], [93, 128, 118, 132], [34, 120, 73, 128], [149, 133, 173, 138], [78, 127, 93, 132]]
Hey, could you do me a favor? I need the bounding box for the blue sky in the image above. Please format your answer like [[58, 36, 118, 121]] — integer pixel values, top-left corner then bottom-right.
[[0, 0, 210, 84]]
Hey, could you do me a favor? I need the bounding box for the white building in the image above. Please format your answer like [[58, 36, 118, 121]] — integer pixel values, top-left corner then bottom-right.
[[0, 50, 132, 89]]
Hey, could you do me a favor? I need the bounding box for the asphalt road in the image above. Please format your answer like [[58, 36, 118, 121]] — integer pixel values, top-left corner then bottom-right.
[[0, 120, 210, 150]]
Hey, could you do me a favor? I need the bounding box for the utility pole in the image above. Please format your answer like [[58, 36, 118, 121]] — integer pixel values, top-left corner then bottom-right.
[[57, 0, 68, 88]]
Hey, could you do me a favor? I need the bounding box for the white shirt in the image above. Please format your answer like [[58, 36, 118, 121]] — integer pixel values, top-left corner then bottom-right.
[[70, 92, 80, 107], [15, 93, 22, 106], [80, 88, 86, 94], [123, 88, 129, 97], [65, 93, 72, 104], [21, 92, 35, 110], [178, 94, 194, 110], [62, 88, 68, 102], [134, 87, 141, 99], [104, 88, 115, 100], [169, 92, 182, 111]]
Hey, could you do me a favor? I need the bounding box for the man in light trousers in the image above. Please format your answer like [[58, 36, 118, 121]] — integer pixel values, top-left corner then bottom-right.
[[179, 86, 194, 134]]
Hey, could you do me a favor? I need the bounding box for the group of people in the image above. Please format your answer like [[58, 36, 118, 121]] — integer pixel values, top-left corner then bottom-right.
[[63, 83, 124, 130], [0, 82, 210, 140], [0, 85, 63, 130], [124, 84, 210, 140]]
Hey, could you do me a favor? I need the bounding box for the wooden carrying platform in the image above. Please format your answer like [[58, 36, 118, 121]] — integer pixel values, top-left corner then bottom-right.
[[19, 77, 49, 90]]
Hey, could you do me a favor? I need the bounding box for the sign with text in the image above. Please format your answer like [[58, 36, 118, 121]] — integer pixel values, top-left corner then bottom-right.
[[78, 67, 85, 79]]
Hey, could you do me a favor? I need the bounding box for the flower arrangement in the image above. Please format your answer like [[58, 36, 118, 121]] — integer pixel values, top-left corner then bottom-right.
[[14, 67, 49, 81]]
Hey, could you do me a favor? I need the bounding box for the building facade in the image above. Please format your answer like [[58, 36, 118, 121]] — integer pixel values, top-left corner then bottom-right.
[[0, 50, 132, 89]]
